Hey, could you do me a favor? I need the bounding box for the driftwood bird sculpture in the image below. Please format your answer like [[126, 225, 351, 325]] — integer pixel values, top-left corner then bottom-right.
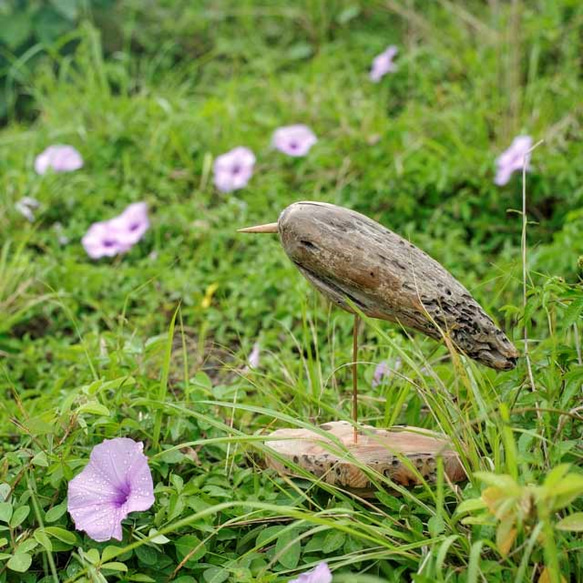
[[240, 201, 518, 445]]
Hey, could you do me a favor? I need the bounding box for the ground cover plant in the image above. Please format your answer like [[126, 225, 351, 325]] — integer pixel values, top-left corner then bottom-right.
[[0, 1, 582, 581]]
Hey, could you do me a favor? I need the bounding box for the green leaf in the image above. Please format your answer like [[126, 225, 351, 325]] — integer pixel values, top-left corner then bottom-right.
[[32, 451, 49, 467], [467, 541, 484, 583], [461, 516, 496, 526], [78, 402, 110, 416], [10, 505, 30, 528], [0, 12, 32, 49], [563, 297, 583, 328], [135, 544, 159, 566], [102, 545, 122, 563], [84, 548, 100, 564], [102, 562, 128, 572], [337, 5, 361, 25], [33, 8, 70, 44], [49, 0, 79, 20], [322, 530, 345, 553], [436, 535, 460, 574], [543, 464, 571, 489], [34, 529, 53, 552], [256, 525, 284, 548], [548, 473, 583, 511], [44, 526, 77, 545], [303, 535, 325, 553], [455, 499, 487, 515], [100, 376, 136, 393], [170, 474, 184, 492], [274, 530, 301, 569], [148, 528, 170, 544], [0, 484, 11, 502], [23, 416, 55, 436], [203, 567, 229, 583], [174, 535, 206, 565], [287, 43, 313, 60], [17, 539, 38, 554], [474, 472, 520, 494], [428, 515, 445, 537], [45, 501, 68, 523], [0, 503, 12, 523], [7, 553, 32, 573], [556, 512, 583, 532]]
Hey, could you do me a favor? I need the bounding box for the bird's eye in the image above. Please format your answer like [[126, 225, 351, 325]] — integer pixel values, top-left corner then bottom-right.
[[300, 240, 318, 251]]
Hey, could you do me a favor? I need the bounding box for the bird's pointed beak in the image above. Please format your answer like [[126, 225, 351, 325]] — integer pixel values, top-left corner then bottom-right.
[[237, 222, 279, 234]]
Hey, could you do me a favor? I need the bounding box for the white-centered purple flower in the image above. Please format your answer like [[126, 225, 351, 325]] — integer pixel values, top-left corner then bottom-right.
[[35, 145, 83, 175], [494, 135, 533, 186], [81, 202, 149, 259], [213, 147, 256, 192], [272, 125, 317, 157], [370, 46, 398, 82], [247, 342, 261, 369], [68, 438, 155, 542], [289, 562, 332, 583], [15, 197, 40, 222]]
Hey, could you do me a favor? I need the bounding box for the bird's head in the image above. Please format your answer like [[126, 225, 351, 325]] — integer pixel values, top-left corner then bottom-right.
[[237, 201, 336, 265]]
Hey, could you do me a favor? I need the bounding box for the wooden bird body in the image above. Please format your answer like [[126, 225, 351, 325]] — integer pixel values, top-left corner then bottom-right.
[[240, 201, 518, 371]]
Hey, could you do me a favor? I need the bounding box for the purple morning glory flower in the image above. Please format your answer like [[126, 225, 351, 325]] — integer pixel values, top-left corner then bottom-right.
[[81, 202, 149, 259], [68, 438, 155, 542], [213, 147, 256, 192], [81, 221, 130, 259], [35, 145, 83, 175], [372, 357, 402, 387], [272, 125, 317, 157], [370, 46, 398, 82], [109, 202, 150, 246], [289, 562, 332, 583], [494, 135, 533, 186], [372, 361, 388, 387]]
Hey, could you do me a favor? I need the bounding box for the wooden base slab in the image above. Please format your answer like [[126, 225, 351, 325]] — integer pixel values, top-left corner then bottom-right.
[[263, 421, 466, 492]]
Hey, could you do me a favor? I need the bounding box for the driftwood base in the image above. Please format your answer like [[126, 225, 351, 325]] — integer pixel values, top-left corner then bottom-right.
[[264, 421, 466, 494]]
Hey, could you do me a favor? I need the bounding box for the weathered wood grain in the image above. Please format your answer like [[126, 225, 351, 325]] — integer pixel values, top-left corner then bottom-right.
[[277, 201, 519, 371], [264, 420, 466, 491]]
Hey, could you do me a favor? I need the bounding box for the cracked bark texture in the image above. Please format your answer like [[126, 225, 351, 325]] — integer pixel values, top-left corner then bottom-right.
[[277, 201, 518, 371], [264, 421, 466, 491]]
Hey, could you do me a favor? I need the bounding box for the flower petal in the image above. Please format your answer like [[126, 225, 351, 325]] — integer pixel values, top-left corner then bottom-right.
[[68, 438, 155, 542], [289, 562, 332, 583], [213, 147, 256, 192], [81, 222, 126, 259], [272, 125, 317, 157], [110, 202, 150, 245], [67, 501, 125, 542], [370, 45, 398, 82], [494, 135, 533, 186], [35, 145, 83, 175], [89, 438, 145, 489]]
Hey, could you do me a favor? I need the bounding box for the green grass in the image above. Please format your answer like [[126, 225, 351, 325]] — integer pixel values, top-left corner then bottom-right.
[[0, 1, 582, 581]]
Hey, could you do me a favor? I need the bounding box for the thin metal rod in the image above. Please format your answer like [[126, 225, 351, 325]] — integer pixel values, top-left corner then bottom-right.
[[352, 314, 360, 445]]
